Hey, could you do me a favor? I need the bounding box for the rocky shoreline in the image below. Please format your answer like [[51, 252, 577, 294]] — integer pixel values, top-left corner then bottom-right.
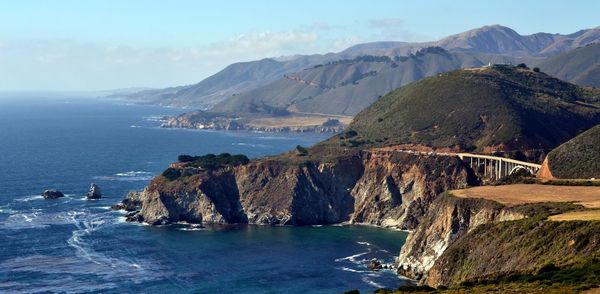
[[111, 149, 600, 290], [160, 111, 347, 133]]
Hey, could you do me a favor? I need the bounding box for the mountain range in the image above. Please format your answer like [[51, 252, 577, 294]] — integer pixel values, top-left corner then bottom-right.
[[113, 25, 600, 111]]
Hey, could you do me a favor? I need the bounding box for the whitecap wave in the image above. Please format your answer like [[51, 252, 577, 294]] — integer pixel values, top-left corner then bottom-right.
[[1, 210, 85, 230], [361, 276, 385, 288], [334, 251, 369, 263], [231, 142, 269, 148], [176, 227, 205, 231], [356, 241, 371, 246], [337, 267, 369, 273], [15, 195, 44, 202], [93, 171, 154, 181], [143, 115, 166, 122]]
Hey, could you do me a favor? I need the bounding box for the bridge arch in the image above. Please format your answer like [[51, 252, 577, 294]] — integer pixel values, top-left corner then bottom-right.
[[509, 165, 534, 176]]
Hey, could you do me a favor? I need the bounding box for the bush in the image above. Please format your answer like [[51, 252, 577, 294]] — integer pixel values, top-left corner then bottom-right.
[[177, 155, 195, 162], [344, 130, 358, 138], [179, 153, 250, 169], [533, 67, 540, 72], [517, 63, 528, 68], [295, 145, 308, 156], [161, 168, 181, 181]]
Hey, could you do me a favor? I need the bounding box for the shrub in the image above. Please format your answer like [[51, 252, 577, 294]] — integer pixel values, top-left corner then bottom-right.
[[161, 168, 181, 181], [177, 155, 195, 162], [517, 63, 528, 68], [295, 145, 308, 156], [533, 67, 540, 72], [174, 153, 250, 169], [344, 130, 358, 138]]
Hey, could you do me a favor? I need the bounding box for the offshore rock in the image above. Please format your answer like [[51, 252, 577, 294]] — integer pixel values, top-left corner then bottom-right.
[[86, 183, 102, 200], [42, 189, 64, 199]]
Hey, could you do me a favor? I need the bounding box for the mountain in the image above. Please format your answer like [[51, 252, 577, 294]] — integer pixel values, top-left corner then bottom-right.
[[545, 124, 600, 179], [538, 42, 600, 87], [341, 24, 600, 57], [116, 25, 600, 109], [112, 55, 337, 108], [331, 65, 600, 153], [212, 48, 526, 116]]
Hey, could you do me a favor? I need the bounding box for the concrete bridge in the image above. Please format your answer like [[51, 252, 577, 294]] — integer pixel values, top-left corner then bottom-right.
[[389, 150, 542, 181], [454, 153, 541, 180]]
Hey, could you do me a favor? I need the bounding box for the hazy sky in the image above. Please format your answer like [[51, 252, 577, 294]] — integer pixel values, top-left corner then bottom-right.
[[1, 0, 598, 91]]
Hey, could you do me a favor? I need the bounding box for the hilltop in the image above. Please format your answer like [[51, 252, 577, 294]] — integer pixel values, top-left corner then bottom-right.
[[321, 65, 600, 155], [546, 124, 600, 179]]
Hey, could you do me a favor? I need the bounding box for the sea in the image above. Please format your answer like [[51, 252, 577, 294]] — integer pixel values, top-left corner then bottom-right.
[[0, 97, 409, 293]]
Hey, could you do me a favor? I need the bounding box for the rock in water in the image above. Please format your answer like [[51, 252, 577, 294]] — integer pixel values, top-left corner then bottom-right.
[[86, 183, 102, 200], [368, 259, 383, 271], [42, 189, 64, 199]]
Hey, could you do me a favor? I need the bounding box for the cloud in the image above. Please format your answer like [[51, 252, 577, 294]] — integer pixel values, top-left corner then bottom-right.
[[369, 18, 405, 28], [0, 29, 325, 91]]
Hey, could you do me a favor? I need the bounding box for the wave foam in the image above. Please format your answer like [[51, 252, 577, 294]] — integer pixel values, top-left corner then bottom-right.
[[334, 251, 369, 263], [93, 171, 153, 182]]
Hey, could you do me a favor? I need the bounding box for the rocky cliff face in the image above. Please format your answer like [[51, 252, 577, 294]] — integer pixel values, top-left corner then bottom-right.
[[395, 194, 596, 288], [126, 151, 476, 228], [397, 195, 526, 282]]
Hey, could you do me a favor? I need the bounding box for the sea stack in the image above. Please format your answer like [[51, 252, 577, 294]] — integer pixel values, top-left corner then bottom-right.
[[42, 189, 64, 199], [86, 183, 102, 200]]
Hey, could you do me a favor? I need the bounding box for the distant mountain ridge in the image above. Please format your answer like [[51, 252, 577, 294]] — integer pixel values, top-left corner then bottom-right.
[[114, 25, 600, 109], [212, 48, 526, 116], [538, 42, 600, 87]]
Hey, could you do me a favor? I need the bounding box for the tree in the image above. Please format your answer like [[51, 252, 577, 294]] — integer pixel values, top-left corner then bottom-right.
[[295, 145, 308, 156]]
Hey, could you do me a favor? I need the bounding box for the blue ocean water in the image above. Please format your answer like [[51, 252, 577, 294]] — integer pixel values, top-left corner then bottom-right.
[[0, 97, 409, 293]]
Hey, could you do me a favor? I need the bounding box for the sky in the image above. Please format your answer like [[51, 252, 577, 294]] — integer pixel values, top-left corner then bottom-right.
[[0, 0, 599, 91]]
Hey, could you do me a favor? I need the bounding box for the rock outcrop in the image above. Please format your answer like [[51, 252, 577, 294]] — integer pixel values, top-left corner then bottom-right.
[[86, 183, 102, 200], [42, 189, 64, 199], [397, 195, 526, 281], [126, 150, 477, 227], [112, 191, 145, 211], [395, 194, 597, 288]]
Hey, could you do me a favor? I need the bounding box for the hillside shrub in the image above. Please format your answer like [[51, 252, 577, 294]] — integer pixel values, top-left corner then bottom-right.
[[161, 168, 181, 181], [177, 153, 250, 169]]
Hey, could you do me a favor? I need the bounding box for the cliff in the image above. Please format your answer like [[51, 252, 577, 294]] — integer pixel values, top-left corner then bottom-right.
[[124, 150, 477, 228], [397, 195, 526, 281], [397, 194, 598, 289]]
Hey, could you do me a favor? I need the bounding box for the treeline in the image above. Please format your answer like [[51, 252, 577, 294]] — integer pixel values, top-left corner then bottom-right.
[[161, 153, 250, 181], [178, 153, 250, 168]]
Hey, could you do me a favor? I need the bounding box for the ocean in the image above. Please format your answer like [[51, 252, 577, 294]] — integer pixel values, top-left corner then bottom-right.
[[0, 97, 409, 293]]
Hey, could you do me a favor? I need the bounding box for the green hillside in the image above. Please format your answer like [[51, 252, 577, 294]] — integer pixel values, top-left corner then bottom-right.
[[547, 124, 600, 179], [538, 43, 600, 87], [327, 65, 600, 153]]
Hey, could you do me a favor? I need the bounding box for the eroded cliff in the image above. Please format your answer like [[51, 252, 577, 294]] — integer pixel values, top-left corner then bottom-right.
[[397, 195, 526, 281], [396, 194, 597, 288], [124, 150, 477, 228]]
